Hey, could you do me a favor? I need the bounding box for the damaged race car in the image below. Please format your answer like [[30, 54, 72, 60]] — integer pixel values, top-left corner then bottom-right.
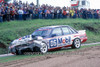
[[9, 25, 87, 55]]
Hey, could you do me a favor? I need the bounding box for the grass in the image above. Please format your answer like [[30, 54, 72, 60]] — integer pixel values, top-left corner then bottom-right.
[[0, 54, 42, 63], [0, 18, 100, 54], [0, 44, 100, 63]]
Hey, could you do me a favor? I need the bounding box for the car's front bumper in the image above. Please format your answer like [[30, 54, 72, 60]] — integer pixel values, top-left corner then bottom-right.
[[9, 46, 31, 54]]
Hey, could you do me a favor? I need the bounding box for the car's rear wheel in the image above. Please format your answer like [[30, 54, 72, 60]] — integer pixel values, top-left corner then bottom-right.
[[40, 42, 48, 54], [71, 38, 81, 49]]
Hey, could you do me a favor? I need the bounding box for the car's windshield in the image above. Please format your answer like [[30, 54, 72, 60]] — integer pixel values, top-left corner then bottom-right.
[[32, 29, 51, 37]]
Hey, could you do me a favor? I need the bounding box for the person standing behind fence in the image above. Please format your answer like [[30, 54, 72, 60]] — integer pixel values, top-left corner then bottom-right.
[[57, 8, 60, 19], [50, 8, 54, 19], [82, 9, 87, 19], [46, 9, 50, 19], [75, 9, 79, 18], [1, 9, 6, 22], [29, 7, 34, 19], [69, 9, 73, 18], [87, 9, 92, 19], [0, 11, 3, 23], [44, 8, 47, 19], [39, 8, 43, 19], [93, 10, 98, 19], [63, 10, 67, 18], [10, 8, 15, 20], [97, 9, 100, 19], [6, 8, 10, 21], [35, 8, 39, 19], [18, 8, 23, 20], [23, 8, 27, 20], [73, 9, 76, 18], [66, 9, 69, 18], [54, 8, 57, 19], [70, 8, 75, 18], [0, 7, 3, 23], [15, 8, 19, 20], [98, 9, 100, 19]]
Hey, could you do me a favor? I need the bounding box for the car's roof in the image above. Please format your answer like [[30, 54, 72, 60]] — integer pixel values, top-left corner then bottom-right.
[[38, 25, 69, 30]]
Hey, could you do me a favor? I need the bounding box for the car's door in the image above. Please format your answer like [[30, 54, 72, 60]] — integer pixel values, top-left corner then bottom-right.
[[60, 26, 73, 46], [49, 27, 63, 48]]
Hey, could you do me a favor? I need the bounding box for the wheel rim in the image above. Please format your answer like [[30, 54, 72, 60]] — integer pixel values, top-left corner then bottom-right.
[[40, 43, 47, 53], [75, 39, 81, 48]]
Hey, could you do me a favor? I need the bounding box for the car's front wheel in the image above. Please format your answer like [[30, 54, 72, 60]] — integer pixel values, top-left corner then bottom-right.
[[40, 42, 48, 54], [71, 38, 81, 49]]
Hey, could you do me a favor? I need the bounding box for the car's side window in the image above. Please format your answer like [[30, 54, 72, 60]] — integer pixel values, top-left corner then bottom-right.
[[62, 27, 71, 35], [68, 26, 78, 34], [52, 28, 62, 36]]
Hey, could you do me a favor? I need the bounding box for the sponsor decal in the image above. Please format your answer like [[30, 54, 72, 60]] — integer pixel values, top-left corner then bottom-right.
[[62, 39, 66, 44], [49, 36, 71, 48], [19, 38, 22, 40]]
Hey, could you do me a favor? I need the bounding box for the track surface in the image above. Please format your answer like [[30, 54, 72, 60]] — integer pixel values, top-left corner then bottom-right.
[[23, 46, 100, 67], [0, 42, 100, 57], [0, 45, 100, 67]]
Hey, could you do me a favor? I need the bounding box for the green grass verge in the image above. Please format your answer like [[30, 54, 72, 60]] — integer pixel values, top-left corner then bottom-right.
[[0, 18, 100, 54], [0, 44, 100, 63]]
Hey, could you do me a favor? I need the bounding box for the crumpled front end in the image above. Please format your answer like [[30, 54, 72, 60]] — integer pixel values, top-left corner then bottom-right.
[[9, 35, 34, 54], [9, 35, 44, 54]]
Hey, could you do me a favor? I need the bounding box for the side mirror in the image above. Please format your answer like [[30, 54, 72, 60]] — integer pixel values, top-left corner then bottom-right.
[[51, 34, 57, 37]]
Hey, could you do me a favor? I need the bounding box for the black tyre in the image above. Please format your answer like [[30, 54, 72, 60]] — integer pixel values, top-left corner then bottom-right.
[[71, 38, 81, 49], [16, 50, 24, 55]]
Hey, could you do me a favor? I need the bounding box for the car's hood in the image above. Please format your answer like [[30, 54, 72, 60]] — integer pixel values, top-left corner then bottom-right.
[[11, 35, 33, 46]]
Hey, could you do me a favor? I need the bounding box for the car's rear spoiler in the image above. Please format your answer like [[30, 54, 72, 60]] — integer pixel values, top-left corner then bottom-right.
[[78, 30, 86, 34]]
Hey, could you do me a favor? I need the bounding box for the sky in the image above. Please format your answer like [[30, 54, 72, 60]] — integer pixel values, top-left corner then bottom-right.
[[11, 0, 100, 9]]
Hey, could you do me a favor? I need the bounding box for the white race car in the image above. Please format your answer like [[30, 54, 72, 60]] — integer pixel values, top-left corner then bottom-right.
[[9, 25, 87, 55]]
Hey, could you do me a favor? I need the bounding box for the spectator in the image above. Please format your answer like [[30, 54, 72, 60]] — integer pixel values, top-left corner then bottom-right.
[[1, 9, 6, 21], [46, 9, 50, 19], [57, 8, 60, 18], [94, 10, 98, 19], [50, 8, 54, 19], [18, 8, 23, 20], [82, 9, 87, 19], [39, 8, 43, 19], [10, 8, 15, 20], [70, 8, 75, 18], [54, 8, 57, 19], [23, 8, 27, 20], [0, 12, 3, 22], [15, 8, 19, 20], [35, 8, 39, 19], [63, 10, 67, 18], [6, 8, 10, 21]]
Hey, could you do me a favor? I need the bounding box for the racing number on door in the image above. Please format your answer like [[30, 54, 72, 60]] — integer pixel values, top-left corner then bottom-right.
[[49, 39, 57, 48]]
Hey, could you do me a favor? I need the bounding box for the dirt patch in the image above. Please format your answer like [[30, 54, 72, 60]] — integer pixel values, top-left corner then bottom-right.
[[83, 23, 100, 33], [0, 42, 6, 48], [84, 26, 98, 33], [0, 46, 100, 67]]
